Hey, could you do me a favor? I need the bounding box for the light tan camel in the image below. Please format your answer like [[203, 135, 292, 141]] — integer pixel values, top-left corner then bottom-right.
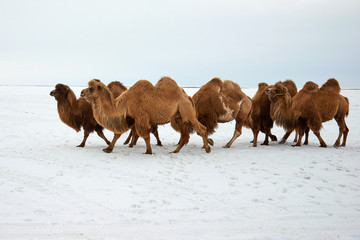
[[102, 81, 162, 153], [81, 77, 211, 154]]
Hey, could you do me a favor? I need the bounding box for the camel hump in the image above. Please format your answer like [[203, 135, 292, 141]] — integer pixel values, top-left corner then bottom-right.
[[107, 81, 127, 91], [320, 78, 341, 93], [222, 80, 244, 100], [209, 77, 223, 86], [107, 81, 127, 98], [257, 82, 268, 92], [302, 81, 319, 92], [132, 80, 154, 89], [281, 80, 298, 97], [155, 76, 179, 88]]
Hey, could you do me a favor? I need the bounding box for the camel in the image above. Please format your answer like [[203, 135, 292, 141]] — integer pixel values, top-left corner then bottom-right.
[[103, 81, 162, 153], [265, 78, 349, 147], [250, 80, 298, 147], [191, 78, 252, 148], [80, 77, 211, 154], [50, 83, 110, 147]]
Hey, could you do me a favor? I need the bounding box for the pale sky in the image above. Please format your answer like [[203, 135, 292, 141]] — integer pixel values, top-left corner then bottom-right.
[[1, 0, 359, 87]]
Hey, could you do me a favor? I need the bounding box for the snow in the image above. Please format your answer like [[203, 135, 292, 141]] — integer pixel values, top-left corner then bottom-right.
[[0, 85, 360, 240]]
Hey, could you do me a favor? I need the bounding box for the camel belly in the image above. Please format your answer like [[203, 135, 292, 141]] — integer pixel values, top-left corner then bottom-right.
[[218, 105, 235, 122], [218, 100, 243, 122]]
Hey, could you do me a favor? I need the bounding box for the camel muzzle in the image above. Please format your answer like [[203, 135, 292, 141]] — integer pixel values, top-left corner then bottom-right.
[[50, 90, 55, 96], [80, 90, 86, 97]]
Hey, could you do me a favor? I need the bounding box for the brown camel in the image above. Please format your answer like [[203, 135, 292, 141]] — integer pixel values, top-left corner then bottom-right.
[[80, 77, 211, 154], [250, 80, 298, 147], [103, 81, 162, 153], [50, 83, 110, 147], [266, 78, 349, 147], [192, 77, 252, 148]]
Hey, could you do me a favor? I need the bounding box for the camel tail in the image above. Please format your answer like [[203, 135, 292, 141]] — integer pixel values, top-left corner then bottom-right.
[[344, 97, 349, 117]]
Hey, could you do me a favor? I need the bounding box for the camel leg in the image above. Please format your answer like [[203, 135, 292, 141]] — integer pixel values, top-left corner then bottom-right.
[[303, 127, 310, 145], [261, 132, 270, 145], [269, 131, 277, 142], [292, 130, 304, 147], [224, 120, 243, 148], [341, 123, 349, 147], [280, 129, 294, 144], [313, 131, 327, 148], [123, 131, 132, 145], [251, 128, 259, 147], [293, 130, 298, 142], [129, 132, 139, 148], [334, 118, 349, 147], [95, 128, 111, 145], [151, 126, 162, 146], [178, 102, 210, 153], [77, 131, 90, 147], [292, 119, 307, 147], [103, 133, 121, 153], [143, 136, 152, 154], [187, 119, 210, 153], [172, 121, 190, 153]]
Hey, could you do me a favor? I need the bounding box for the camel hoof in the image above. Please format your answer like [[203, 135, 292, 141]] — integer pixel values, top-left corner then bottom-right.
[[77, 144, 85, 148], [319, 145, 327, 148], [279, 140, 286, 144], [208, 138, 214, 146], [103, 149, 113, 153], [291, 144, 301, 147], [270, 136, 277, 142], [261, 142, 269, 146], [157, 142, 163, 146], [223, 144, 231, 148], [204, 147, 211, 153], [103, 148, 113, 153]]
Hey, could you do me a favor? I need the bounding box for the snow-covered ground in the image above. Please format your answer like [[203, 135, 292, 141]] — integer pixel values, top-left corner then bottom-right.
[[0, 85, 359, 240]]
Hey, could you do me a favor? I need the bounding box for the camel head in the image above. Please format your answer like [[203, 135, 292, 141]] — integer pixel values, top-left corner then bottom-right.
[[80, 79, 108, 103], [50, 83, 72, 101], [265, 82, 288, 102]]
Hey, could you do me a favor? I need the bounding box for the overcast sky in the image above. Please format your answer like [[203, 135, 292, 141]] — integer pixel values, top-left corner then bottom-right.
[[1, 0, 359, 88]]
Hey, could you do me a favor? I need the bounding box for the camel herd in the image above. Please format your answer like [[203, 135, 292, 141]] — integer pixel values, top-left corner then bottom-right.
[[50, 77, 349, 154]]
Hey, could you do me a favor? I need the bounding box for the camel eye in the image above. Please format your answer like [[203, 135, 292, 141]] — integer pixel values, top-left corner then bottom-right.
[[89, 87, 94, 92]]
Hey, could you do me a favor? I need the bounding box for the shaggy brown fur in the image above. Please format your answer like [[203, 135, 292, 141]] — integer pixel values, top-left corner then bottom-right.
[[103, 81, 162, 153], [192, 78, 252, 148], [81, 77, 211, 154], [250, 80, 298, 147], [266, 78, 349, 147], [50, 83, 111, 147]]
